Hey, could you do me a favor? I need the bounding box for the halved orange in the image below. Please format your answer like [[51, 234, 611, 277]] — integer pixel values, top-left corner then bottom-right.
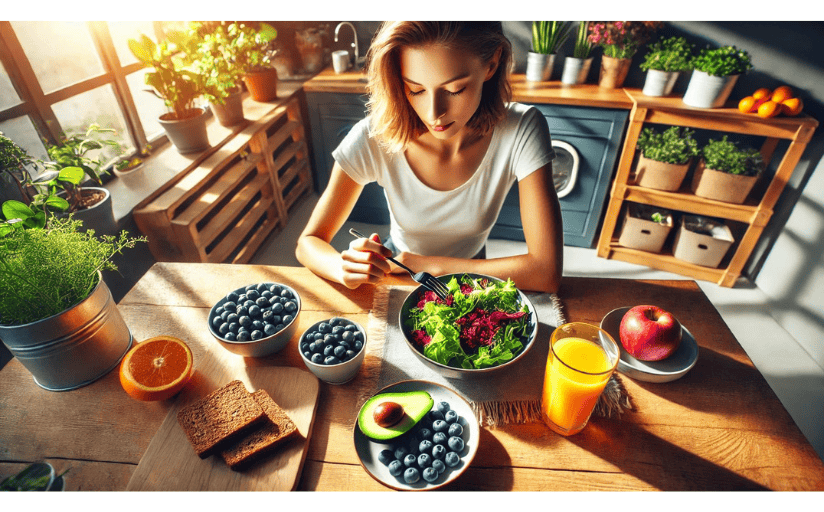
[[120, 336, 194, 401]]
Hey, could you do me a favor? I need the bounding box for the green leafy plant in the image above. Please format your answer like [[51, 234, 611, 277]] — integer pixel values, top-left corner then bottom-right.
[[532, 21, 573, 55], [0, 217, 145, 326], [572, 22, 594, 59], [223, 22, 278, 74], [0, 463, 68, 491], [691, 45, 753, 77], [184, 22, 244, 105], [640, 36, 695, 72], [636, 125, 700, 164], [702, 135, 763, 176], [128, 30, 204, 120]]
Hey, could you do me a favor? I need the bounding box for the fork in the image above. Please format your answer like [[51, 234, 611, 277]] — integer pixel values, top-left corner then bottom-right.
[[348, 228, 450, 301]]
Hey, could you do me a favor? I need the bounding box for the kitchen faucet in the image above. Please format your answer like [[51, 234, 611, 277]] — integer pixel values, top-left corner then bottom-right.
[[334, 22, 363, 68]]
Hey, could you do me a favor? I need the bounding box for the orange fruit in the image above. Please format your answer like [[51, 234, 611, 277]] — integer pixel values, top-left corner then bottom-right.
[[771, 85, 794, 103], [752, 88, 772, 101], [738, 96, 758, 113], [757, 100, 781, 118], [781, 97, 803, 116], [120, 336, 194, 401]]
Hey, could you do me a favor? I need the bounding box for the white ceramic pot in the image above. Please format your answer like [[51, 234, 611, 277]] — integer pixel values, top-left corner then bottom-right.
[[642, 69, 681, 97], [560, 57, 593, 85], [682, 70, 740, 108], [526, 52, 555, 82]]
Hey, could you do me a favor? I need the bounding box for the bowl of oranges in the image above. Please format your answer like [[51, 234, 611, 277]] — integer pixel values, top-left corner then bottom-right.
[[738, 85, 803, 118]]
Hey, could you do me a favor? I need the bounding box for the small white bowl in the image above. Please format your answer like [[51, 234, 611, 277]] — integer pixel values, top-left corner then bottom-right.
[[299, 317, 367, 384]]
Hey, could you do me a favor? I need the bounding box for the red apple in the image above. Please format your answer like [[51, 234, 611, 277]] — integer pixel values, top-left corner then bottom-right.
[[619, 305, 682, 361]]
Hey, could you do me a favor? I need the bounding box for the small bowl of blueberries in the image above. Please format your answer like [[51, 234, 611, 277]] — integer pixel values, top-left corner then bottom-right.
[[299, 317, 366, 385], [208, 282, 301, 357]]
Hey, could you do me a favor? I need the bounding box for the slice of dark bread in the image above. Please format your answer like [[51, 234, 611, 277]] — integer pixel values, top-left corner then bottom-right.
[[177, 380, 266, 459], [220, 389, 299, 470]]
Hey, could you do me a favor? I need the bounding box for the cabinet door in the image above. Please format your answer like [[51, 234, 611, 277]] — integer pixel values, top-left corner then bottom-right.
[[306, 92, 390, 223], [491, 104, 628, 248]]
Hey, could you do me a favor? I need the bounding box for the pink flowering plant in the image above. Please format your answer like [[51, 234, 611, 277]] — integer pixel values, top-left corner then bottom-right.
[[588, 21, 662, 59]]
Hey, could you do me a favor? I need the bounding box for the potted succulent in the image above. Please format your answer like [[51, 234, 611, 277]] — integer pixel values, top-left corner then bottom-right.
[[640, 36, 695, 97], [527, 22, 573, 82], [692, 135, 763, 204], [589, 21, 662, 88], [634, 125, 700, 191], [128, 31, 210, 154], [618, 203, 674, 254], [672, 214, 735, 268], [560, 22, 594, 85], [187, 22, 246, 127], [225, 22, 279, 102], [683, 45, 753, 108], [0, 216, 144, 391]]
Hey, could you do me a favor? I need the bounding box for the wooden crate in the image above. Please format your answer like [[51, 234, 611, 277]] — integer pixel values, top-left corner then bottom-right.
[[134, 95, 313, 263]]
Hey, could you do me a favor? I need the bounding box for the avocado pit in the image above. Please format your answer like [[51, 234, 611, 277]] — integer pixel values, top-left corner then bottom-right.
[[374, 401, 405, 428]]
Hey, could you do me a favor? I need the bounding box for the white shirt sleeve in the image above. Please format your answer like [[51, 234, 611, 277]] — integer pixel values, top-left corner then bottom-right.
[[330, 117, 383, 186], [510, 104, 555, 181]]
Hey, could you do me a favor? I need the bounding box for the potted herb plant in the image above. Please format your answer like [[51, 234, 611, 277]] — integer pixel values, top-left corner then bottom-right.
[[640, 36, 694, 97], [128, 31, 210, 154], [0, 216, 144, 391], [187, 22, 246, 127], [672, 214, 735, 268], [692, 135, 763, 204], [683, 45, 753, 108], [561, 22, 595, 85], [589, 21, 662, 88], [634, 125, 700, 191], [225, 22, 279, 102], [527, 22, 573, 82], [618, 203, 674, 253]]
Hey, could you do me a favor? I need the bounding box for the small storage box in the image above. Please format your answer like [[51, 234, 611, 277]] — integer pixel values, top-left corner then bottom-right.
[[672, 215, 734, 268], [617, 203, 673, 254]]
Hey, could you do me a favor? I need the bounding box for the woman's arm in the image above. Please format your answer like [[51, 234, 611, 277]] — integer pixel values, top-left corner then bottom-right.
[[295, 163, 393, 288], [392, 163, 563, 293]]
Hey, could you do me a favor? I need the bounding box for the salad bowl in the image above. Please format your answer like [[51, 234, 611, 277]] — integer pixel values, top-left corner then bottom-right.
[[398, 273, 538, 379]]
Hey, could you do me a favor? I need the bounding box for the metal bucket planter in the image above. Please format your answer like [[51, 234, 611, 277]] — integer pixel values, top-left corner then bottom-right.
[[642, 69, 681, 97], [158, 107, 210, 154], [634, 155, 691, 191], [210, 88, 245, 127], [526, 52, 555, 82], [561, 57, 593, 85], [0, 276, 133, 391], [682, 71, 739, 108]]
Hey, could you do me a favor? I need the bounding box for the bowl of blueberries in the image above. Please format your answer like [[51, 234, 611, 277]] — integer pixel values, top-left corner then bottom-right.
[[208, 282, 301, 357], [299, 317, 366, 384]]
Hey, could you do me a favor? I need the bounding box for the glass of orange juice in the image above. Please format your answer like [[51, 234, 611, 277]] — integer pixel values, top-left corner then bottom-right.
[[541, 322, 620, 436]]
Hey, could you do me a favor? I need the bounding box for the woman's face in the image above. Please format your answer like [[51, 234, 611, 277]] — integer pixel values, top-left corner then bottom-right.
[[399, 44, 498, 141]]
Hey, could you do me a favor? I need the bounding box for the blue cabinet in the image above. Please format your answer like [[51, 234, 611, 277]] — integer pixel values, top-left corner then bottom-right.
[[306, 92, 627, 247]]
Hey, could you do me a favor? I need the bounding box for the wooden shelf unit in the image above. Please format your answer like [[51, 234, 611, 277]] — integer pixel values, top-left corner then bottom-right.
[[596, 90, 818, 287], [134, 94, 312, 264]]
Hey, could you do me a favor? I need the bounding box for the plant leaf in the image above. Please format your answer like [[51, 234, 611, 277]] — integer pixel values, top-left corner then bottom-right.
[[2, 200, 34, 221], [57, 166, 85, 184]]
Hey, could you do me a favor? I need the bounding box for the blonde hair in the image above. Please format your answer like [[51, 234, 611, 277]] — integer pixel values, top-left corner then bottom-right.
[[364, 21, 513, 153]]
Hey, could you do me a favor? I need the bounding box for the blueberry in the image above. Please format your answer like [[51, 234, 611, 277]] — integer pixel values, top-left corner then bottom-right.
[[403, 467, 420, 484], [417, 428, 432, 440], [310, 353, 323, 364], [212, 315, 224, 327], [354, 341, 363, 351], [226, 313, 239, 324], [269, 284, 282, 295], [310, 342, 322, 353], [228, 322, 239, 333], [403, 453, 417, 467], [224, 332, 237, 341], [220, 310, 230, 321], [255, 283, 268, 292], [323, 344, 335, 357], [447, 436, 465, 452], [318, 322, 331, 334], [218, 322, 230, 334], [261, 290, 273, 299], [256, 296, 269, 307], [275, 323, 285, 331], [236, 306, 248, 316], [282, 315, 293, 325], [341, 330, 354, 342], [249, 305, 261, 317], [333, 345, 346, 358], [284, 301, 298, 313], [444, 410, 459, 424], [432, 459, 446, 474], [324, 333, 339, 344], [436, 401, 450, 414], [237, 331, 250, 342], [252, 320, 264, 331], [378, 449, 394, 465], [271, 302, 284, 314], [445, 451, 460, 467], [448, 423, 463, 438], [422, 467, 439, 483], [251, 330, 263, 340], [432, 432, 447, 445], [303, 351, 311, 358], [243, 299, 255, 308], [418, 439, 433, 454], [332, 325, 345, 335], [226, 292, 239, 303], [237, 293, 247, 303], [353, 332, 364, 342], [428, 410, 445, 422], [313, 332, 324, 341], [431, 444, 446, 460], [270, 315, 282, 325], [394, 447, 408, 460], [346, 350, 356, 360], [246, 289, 260, 300], [417, 453, 432, 468], [432, 420, 448, 433], [344, 324, 357, 332], [280, 289, 293, 299], [324, 356, 340, 365], [388, 459, 403, 477]]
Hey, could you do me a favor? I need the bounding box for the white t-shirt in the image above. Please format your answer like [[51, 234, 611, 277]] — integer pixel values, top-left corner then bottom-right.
[[332, 102, 555, 258]]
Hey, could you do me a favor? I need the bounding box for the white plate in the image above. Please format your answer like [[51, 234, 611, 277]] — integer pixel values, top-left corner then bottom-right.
[[600, 307, 699, 383], [353, 380, 479, 491]]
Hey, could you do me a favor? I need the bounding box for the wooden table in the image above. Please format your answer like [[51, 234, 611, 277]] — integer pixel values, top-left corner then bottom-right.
[[1, 262, 823, 491]]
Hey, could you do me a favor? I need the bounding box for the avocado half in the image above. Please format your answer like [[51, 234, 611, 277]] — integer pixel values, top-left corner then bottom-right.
[[358, 390, 434, 441]]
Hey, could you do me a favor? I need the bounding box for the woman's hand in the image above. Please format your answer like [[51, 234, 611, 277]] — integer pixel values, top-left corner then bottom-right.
[[339, 233, 394, 288]]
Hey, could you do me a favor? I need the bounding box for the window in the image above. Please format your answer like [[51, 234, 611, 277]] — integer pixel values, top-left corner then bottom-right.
[[0, 21, 181, 185]]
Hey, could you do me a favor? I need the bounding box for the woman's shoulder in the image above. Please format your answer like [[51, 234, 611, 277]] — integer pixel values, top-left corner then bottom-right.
[[504, 102, 543, 123]]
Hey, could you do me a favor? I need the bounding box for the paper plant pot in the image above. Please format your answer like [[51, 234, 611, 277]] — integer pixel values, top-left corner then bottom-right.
[[691, 160, 758, 204], [672, 215, 734, 268], [634, 155, 691, 191], [618, 204, 673, 253]]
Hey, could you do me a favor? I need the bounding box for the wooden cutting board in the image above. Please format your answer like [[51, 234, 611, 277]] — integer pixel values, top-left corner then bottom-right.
[[127, 365, 319, 491]]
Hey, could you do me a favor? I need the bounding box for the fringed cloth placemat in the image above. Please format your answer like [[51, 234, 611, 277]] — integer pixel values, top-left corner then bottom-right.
[[358, 286, 632, 428]]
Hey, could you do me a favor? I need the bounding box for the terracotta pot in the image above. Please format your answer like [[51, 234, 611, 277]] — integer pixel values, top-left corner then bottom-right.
[[634, 155, 691, 192], [158, 107, 210, 154], [561, 57, 593, 85], [618, 204, 673, 254], [691, 160, 758, 204], [599, 56, 631, 89], [672, 215, 735, 268], [243, 68, 279, 102]]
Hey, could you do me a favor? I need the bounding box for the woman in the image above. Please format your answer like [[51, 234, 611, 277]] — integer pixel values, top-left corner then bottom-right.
[[296, 21, 563, 293]]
